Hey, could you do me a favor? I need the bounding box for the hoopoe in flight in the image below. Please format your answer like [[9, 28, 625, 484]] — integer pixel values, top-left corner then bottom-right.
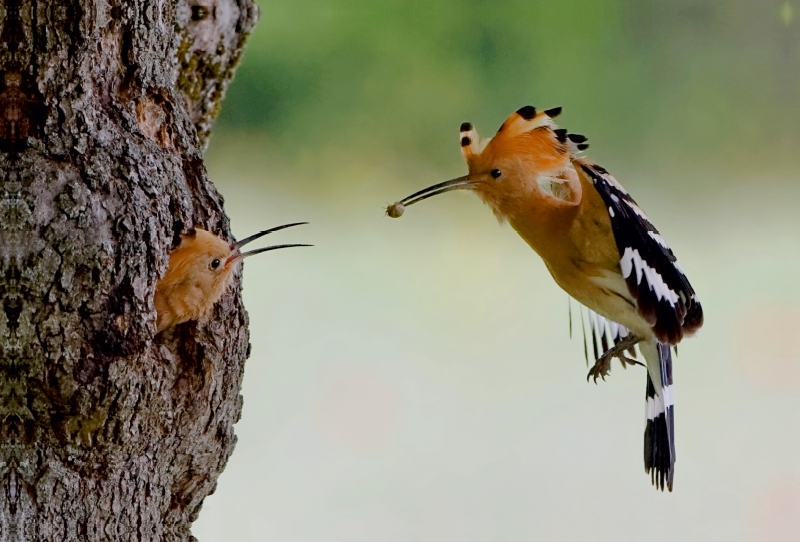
[[155, 223, 310, 333], [386, 106, 703, 491]]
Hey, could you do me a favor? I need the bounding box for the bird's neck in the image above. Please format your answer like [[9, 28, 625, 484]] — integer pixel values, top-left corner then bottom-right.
[[505, 174, 582, 262], [510, 201, 578, 260]]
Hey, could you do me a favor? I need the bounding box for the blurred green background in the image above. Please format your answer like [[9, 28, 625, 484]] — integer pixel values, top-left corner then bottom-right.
[[194, 1, 800, 540]]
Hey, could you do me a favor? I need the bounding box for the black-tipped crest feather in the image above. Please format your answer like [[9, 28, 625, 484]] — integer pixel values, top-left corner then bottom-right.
[[516, 105, 537, 120]]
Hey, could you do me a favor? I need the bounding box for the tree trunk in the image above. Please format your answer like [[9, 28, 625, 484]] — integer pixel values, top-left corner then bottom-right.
[[0, 0, 258, 539]]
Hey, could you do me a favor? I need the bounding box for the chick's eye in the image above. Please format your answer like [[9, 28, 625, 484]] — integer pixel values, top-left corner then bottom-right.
[[490, 168, 502, 179], [210, 258, 221, 270]]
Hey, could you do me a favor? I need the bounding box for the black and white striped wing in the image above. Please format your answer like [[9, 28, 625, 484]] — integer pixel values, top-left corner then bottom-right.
[[577, 161, 703, 344]]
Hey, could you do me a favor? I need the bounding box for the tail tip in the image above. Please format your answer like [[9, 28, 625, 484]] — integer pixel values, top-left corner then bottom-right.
[[645, 463, 674, 492]]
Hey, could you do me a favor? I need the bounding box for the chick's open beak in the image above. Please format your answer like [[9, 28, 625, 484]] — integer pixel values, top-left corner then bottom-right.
[[226, 222, 312, 265]]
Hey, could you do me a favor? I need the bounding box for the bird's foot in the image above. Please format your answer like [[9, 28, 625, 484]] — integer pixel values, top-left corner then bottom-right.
[[587, 334, 643, 383]]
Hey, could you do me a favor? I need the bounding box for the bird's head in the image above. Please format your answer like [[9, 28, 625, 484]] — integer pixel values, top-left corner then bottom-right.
[[386, 106, 585, 224], [162, 223, 310, 307]]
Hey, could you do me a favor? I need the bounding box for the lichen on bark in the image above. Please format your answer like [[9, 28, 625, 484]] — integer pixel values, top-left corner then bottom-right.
[[0, 0, 259, 540]]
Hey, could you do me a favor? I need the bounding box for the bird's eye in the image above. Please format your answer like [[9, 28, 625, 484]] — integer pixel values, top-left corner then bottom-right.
[[210, 258, 221, 270], [491, 169, 502, 179]]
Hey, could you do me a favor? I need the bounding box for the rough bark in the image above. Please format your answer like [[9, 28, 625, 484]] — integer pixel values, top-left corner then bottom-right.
[[0, 0, 258, 539]]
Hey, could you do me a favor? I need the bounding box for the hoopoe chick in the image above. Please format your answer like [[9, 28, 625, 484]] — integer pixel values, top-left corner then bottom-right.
[[386, 106, 703, 491], [154, 223, 310, 333]]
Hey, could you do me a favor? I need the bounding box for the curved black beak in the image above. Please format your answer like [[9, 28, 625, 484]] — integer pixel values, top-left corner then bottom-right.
[[227, 222, 311, 264], [386, 175, 475, 217]]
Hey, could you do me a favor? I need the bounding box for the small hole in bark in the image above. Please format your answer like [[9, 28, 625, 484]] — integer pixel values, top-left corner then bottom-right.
[[191, 5, 210, 20]]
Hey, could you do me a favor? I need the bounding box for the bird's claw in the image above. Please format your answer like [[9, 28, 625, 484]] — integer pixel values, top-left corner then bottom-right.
[[586, 356, 613, 383], [586, 335, 642, 384]]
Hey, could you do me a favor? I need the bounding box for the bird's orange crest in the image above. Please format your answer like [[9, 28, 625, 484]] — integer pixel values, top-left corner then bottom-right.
[[459, 105, 569, 175], [455, 105, 585, 222]]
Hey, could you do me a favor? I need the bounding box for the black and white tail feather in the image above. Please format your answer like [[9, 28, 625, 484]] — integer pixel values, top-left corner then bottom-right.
[[573, 306, 677, 491], [642, 341, 675, 491]]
